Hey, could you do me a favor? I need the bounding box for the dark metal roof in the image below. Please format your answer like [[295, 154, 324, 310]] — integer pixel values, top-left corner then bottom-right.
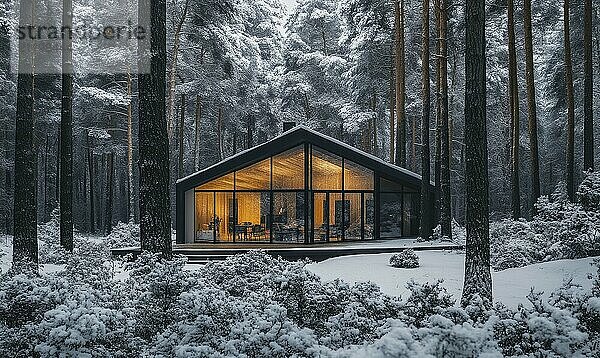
[[176, 125, 429, 192]]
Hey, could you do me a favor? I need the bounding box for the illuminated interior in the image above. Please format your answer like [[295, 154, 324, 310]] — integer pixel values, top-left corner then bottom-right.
[[190, 144, 418, 243]]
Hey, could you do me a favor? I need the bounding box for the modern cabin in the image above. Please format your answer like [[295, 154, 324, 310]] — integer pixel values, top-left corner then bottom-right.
[[176, 126, 434, 245]]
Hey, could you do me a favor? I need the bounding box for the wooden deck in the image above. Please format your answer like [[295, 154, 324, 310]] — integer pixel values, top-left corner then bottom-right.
[[111, 239, 463, 264]]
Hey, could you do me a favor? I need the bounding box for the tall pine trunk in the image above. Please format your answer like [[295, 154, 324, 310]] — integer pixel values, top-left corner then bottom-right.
[[127, 70, 134, 223], [523, 0, 541, 214], [193, 95, 201, 172], [178, 93, 185, 178], [434, 0, 441, 223], [138, 0, 172, 258], [419, 0, 433, 240], [394, 0, 406, 167], [462, 0, 492, 306], [564, 0, 575, 201], [13, 0, 38, 268], [104, 153, 114, 234], [166, 0, 190, 139], [583, 0, 594, 171], [508, 0, 521, 219], [87, 135, 95, 233], [60, 0, 73, 250], [217, 106, 223, 160], [389, 44, 395, 163], [439, 0, 452, 240]]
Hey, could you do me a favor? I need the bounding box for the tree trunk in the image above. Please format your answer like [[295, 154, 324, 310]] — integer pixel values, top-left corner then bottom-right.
[[217, 106, 223, 160], [44, 134, 50, 221], [127, 70, 134, 223], [166, 0, 190, 139], [193, 95, 201, 172], [87, 135, 95, 233], [564, 0, 575, 201], [583, 0, 594, 171], [462, 0, 492, 306], [420, 0, 433, 240], [394, 0, 406, 167], [434, 0, 441, 224], [60, 0, 73, 250], [303, 93, 311, 121], [320, 23, 328, 56], [104, 153, 114, 234], [440, 0, 452, 240], [247, 115, 254, 149], [12, 0, 38, 269], [372, 90, 378, 156], [389, 45, 395, 163], [411, 115, 416, 170], [178, 93, 185, 178], [138, 0, 172, 259], [508, 0, 521, 219], [523, 0, 541, 214]]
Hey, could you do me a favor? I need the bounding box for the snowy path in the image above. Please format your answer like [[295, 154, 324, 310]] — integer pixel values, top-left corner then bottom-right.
[[306, 250, 597, 307]]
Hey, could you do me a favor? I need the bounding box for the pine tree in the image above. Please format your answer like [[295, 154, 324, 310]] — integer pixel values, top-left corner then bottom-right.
[[523, 0, 541, 214], [419, 0, 433, 239], [462, 0, 492, 306], [394, 0, 406, 167], [508, 0, 520, 219], [138, 0, 172, 258], [564, 0, 575, 201], [60, 0, 74, 251], [583, 0, 593, 171], [439, 0, 452, 240], [12, 0, 38, 269]]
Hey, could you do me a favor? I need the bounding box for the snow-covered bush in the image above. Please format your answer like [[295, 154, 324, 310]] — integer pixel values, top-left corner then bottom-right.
[[489, 177, 600, 270], [489, 219, 544, 270], [577, 170, 600, 212], [124, 252, 196, 341], [417, 314, 500, 357], [106, 222, 140, 249], [493, 289, 591, 357], [402, 280, 454, 328], [431, 219, 466, 245], [2, 250, 600, 357], [389, 249, 420, 268]]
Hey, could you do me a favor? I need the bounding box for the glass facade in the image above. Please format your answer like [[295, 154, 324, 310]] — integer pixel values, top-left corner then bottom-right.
[[379, 179, 420, 237], [188, 144, 422, 244]]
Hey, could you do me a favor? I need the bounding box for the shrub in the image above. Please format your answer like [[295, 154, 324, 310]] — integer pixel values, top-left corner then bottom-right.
[[578, 170, 600, 212], [402, 280, 454, 328], [489, 176, 600, 271], [389, 249, 420, 268]]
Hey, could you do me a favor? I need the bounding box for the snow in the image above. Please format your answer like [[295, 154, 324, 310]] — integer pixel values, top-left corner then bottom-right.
[[306, 250, 597, 307], [2, 231, 596, 309], [0, 236, 64, 274]]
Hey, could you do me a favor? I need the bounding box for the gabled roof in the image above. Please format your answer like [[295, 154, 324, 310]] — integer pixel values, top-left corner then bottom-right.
[[177, 125, 429, 192]]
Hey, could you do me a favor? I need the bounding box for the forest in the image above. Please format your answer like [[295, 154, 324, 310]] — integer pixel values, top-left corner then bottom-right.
[[1, 0, 600, 355], [0, 0, 598, 238]]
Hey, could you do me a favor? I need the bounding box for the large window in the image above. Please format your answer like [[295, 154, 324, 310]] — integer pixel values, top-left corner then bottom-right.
[[236, 158, 270, 190], [215, 192, 233, 241], [380, 192, 403, 238], [312, 147, 342, 190], [194, 192, 214, 242], [190, 144, 403, 244], [273, 146, 304, 189], [197, 172, 233, 190], [344, 160, 373, 190], [273, 192, 304, 242], [379, 178, 420, 237], [345, 193, 362, 240]]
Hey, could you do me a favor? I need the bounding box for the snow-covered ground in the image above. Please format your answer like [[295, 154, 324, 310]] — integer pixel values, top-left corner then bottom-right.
[[2, 234, 596, 309], [307, 250, 597, 307], [0, 237, 66, 274]]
